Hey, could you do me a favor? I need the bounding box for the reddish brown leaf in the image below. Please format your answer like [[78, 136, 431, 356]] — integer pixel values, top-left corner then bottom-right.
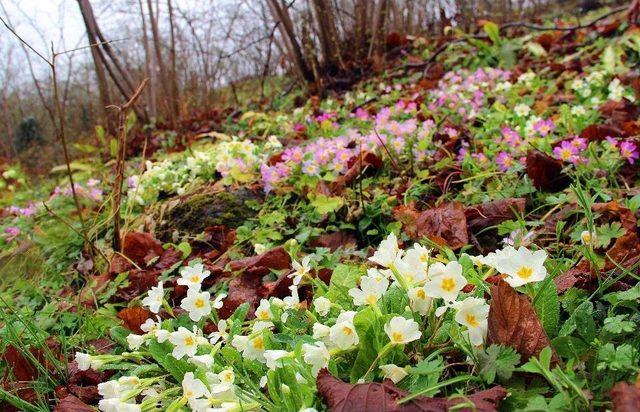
[[229, 246, 291, 272], [66, 384, 100, 404], [610, 382, 640, 412], [604, 232, 640, 273], [117, 306, 151, 334], [121, 232, 164, 267], [316, 369, 507, 412], [415, 202, 468, 249], [526, 151, 571, 192], [218, 270, 264, 319], [580, 124, 625, 141], [393, 204, 421, 239], [465, 198, 526, 232], [54, 394, 93, 412], [310, 231, 357, 251], [115, 269, 160, 301], [488, 280, 559, 363]]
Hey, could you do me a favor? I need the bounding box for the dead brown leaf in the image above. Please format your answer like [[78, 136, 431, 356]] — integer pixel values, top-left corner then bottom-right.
[[117, 306, 151, 334], [465, 198, 526, 232], [488, 280, 559, 363], [526, 151, 571, 192], [316, 369, 507, 412], [610, 381, 640, 412]]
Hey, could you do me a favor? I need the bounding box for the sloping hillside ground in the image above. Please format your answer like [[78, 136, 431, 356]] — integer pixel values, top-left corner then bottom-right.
[[2, 6, 640, 412]]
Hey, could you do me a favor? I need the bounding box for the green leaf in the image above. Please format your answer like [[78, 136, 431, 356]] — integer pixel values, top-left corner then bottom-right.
[[526, 42, 547, 57], [476, 345, 520, 384], [325, 264, 362, 305], [148, 340, 195, 382], [483, 21, 501, 44], [574, 302, 596, 343], [533, 280, 559, 336], [551, 336, 589, 358], [308, 193, 344, 214]]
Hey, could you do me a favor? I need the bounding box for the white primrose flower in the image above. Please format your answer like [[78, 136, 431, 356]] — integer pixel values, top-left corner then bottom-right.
[[98, 398, 141, 412], [384, 316, 421, 345], [329, 311, 359, 349], [313, 296, 332, 317], [379, 364, 408, 383], [140, 317, 170, 343], [313, 322, 331, 341], [213, 293, 227, 310], [181, 288, 212, 322], [571, 105, 586, 116], [232, 334, 266, 362], [302, 341, 330, 376], [424, 261, 467, 302], [177, 263, 211, 290], [189, 354, 215, 369], [402, 243, 432, 270], [580, 230, 597, 246], [209, 319, 228, 345], [126, 333, 145, 350], [408, 286, 433, 315], [182, 372, 209, 400], [264, 350, 289, 370], [348, 274, 389, 306], [487, 246, 547, 287], [395, 256, 428, 287], [369, 232, 402, 268], [141, 281, 164, 314], [75, 352, 92, 371], [259, 375, 268, 388], [514, 103, 530, 117], [453, 297, 489, 346], [169, 327, 207, 359], [98, 380, 120, 399], [290, 255, 312, 285], [255, 299, 273, 321]]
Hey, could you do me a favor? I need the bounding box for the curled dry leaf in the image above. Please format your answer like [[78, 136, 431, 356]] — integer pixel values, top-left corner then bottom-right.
[[416, 202, 468, 249], [121, 232, 164, 267], [117, 306, 152, 334], [394, 202, 468, 249], [465, 198, 526, 232], [310, 231, 357, 251], [53, 394, 93, 412], [526, 151, 571, 192], [488, 280, 559, 364], [592, 201, 637, 234], [610, 381, 640, 412], [228, 246, 291, 272], [316, 369, 507, 412]]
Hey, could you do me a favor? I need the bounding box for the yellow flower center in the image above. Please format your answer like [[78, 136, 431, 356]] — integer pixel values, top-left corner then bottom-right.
[[251, 337, 264, 350], [190, 275, 200, 283], [560, 149, 572, 161], [441, 278, 456, 292], [391, 332, 404, 343], [416, 289, 426, 299], [257, 310, 269, 320], [465, 313, 479, 327], [365, 294, 378, 305], [341, 326, 353, 336], [184, 336, 195, 346], [186, 390, 194, 398], [517, 266, 533, 279], [195, 298, 205, 309]]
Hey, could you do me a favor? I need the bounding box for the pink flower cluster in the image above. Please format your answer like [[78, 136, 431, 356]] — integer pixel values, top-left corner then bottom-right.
[[7, 203, 37, 217], [427, 68, 512, 120], [552, 137, 587, 165], [607, 138, 639, 164], [51, 180, 103, 202]]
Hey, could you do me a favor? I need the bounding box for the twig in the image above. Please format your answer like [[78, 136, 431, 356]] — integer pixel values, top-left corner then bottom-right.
[[372, 126, 401, 174], [108, 78, 149, 252]]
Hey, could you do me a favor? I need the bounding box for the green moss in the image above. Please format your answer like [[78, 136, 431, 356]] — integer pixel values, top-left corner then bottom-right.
[[159, 187, 261, 238]]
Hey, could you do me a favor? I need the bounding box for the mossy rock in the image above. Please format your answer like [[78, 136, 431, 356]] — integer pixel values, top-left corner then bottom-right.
[[156, 186, 261, 240]]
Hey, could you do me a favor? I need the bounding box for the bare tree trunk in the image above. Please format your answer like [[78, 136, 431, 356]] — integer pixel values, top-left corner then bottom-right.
[[267, 0, 315, 84], [310, 0, 344, 70], [167, 0, 181, 122], [77, 0, 148, 123], [368, 0, 389, 58], [354, 0, 368, 59], [76, 0, 115, 136], [146, 0, 175, 124], [138, 0, 157, 119]]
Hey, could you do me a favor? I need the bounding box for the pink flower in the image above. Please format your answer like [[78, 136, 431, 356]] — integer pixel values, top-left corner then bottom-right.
[[354, 107, 369, 120], [496, 152, 514, 172], [5, 226, 20, 242], [533, 119, 556, 136], [619, 141, 639, 164], [553, 141, 579, 164], [605, 136, 618, 148], [501, 127, 522, 147], [569, 137, 587, 151]]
